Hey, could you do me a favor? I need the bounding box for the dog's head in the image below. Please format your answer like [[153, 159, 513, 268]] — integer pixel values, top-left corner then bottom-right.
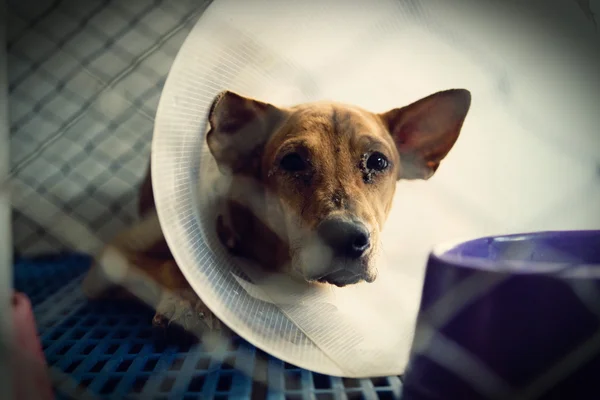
[[207, 89, 471, 286]]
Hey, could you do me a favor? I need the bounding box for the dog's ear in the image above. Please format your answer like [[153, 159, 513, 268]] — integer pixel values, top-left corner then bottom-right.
[[380, 89, 471, 180], [207, 91, 286, 176]]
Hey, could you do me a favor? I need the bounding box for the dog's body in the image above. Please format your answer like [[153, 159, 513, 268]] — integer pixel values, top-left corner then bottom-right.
[[82, 89, 471, 336]]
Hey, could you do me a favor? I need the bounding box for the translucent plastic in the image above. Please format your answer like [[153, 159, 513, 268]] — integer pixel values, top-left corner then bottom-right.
[[151, 0, 600, 377]]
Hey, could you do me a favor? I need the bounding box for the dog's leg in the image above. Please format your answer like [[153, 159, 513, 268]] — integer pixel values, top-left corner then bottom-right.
[[81, 209, 166, 302], [149, 260, 221, 333], [81, 209, 221, 336]]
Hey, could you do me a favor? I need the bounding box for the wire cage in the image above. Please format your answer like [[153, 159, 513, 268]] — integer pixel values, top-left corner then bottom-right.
[[6, 0, 600, 399], [8, 0, 209, 256], [6, 1, 407, 398]]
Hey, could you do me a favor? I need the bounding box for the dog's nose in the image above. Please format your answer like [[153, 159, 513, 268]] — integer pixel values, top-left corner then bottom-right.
[[317, 218, 370, 259]]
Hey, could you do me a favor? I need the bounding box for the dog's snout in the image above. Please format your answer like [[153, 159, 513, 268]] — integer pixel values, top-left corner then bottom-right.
[[317, 218, 370, 259]]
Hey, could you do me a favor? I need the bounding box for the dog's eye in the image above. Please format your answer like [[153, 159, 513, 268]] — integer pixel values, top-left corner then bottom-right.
[[366, 152, 389, 171], [280, 152, 306, 172]]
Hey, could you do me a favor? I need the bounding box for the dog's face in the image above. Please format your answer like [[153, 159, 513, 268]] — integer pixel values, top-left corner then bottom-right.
[[207, 90, 471, 286]]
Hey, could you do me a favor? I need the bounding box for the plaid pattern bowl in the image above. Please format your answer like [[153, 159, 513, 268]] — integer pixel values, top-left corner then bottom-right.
[[402, 230, 600, 400]]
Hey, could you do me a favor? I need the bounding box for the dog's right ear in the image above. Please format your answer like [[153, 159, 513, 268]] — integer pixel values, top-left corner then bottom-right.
[[207, 91, 286, 176]]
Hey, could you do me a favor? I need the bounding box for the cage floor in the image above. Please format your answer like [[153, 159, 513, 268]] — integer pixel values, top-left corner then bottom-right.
[[13, 254, 404, 399]]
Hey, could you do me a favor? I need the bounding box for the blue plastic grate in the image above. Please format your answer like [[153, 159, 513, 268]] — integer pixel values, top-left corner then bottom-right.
[[14, 254, 404, 399]]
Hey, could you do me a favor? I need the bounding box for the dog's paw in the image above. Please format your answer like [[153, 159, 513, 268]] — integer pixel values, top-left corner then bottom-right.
[[152, 289, 221, 338]]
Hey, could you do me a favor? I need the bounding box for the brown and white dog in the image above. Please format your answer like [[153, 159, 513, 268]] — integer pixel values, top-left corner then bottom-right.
[[82, 89, 471, 337]]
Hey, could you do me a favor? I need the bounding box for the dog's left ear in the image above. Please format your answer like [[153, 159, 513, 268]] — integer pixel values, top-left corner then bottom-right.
[[380, 89, 471, 180], [207, 91, 287, 176]]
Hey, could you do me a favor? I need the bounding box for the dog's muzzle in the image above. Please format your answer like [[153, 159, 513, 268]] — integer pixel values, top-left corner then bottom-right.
[[312, 216, 374, 286]]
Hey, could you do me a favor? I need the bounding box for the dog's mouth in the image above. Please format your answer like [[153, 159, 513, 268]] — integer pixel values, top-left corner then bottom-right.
[[317, 268, 376, 287]]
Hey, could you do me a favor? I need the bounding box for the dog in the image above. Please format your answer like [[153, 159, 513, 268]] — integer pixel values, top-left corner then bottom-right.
[[81, 88, 471, 337]]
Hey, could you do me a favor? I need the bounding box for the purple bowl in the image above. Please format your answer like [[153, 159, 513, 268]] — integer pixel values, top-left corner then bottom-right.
[[402, 230, 600, 400]]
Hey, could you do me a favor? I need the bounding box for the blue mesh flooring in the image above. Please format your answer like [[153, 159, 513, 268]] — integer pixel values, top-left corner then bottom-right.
[[13, 254, 404, 399]]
